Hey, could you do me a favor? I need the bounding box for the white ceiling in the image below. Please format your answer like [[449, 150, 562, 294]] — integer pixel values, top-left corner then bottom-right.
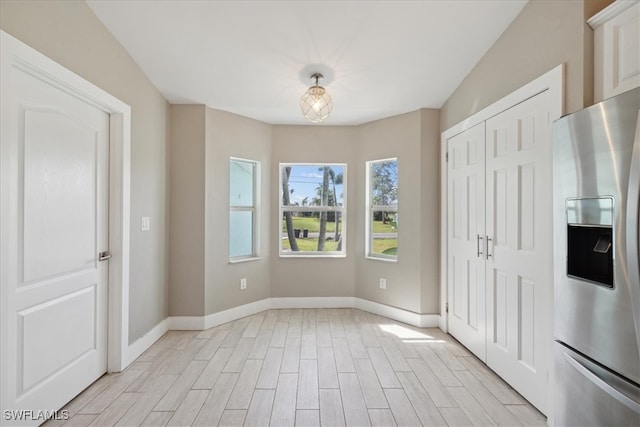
[[87, 0, 528, 125]]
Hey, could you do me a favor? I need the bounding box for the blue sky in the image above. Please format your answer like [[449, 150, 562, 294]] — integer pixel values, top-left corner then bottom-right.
[[283, 165, 345, 206]]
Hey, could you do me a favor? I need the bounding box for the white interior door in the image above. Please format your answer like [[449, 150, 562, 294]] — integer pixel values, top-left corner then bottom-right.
[[447, 122, 487, 360], [484, 91, 552, 413], [1, 52, 110, 422]]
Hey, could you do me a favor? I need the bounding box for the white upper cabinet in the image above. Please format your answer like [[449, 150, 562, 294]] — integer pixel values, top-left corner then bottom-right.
[[589, 0, 640, 102]]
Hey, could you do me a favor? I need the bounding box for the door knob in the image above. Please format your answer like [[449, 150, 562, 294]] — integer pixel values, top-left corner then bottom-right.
[[98, 251, 112, 261]]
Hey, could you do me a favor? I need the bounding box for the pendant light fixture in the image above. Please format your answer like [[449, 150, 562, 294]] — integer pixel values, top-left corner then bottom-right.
[[300, 73, 333, 123]]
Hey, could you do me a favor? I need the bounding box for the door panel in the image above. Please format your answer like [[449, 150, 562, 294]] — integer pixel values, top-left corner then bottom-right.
[[19, 286, 97, 393], [485, 91, 552, 413], [447, 122, 486, 360], [1, 53, 109, 421], [493, 269, 508, 351], [493, 168, 509, 245], [519, 164, 536, 251], [23, 109, 98, 283], [519, 277, 536, 369]]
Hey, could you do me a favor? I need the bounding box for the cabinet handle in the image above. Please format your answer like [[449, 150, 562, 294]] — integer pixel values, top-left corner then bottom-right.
[[477, 235, 484, 258], [486, 236, 493, 260]]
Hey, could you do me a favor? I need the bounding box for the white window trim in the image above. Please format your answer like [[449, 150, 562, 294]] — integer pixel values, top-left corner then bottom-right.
[[365, 158, 398, 262], [229, 157, 260, 262], [279, 163, 347, 258]]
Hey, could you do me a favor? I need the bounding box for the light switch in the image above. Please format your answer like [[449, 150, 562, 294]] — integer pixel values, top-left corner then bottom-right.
[[141, 216, 150, 231]]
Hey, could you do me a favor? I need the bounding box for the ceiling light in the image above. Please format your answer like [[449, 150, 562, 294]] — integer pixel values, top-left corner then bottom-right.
[[300, 73, 333, 123]]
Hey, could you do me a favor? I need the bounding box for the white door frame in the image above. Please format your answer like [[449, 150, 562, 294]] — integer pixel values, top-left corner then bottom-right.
[[439, 64, 564, 333], [0, 30, 131, 379]]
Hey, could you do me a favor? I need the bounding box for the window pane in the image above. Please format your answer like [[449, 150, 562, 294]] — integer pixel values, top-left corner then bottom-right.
[[280, 163, 346, 256], [368, 158, 398, 259], [371, 160, 398, 208], [282, 210, 343, 252], [370, 210, 398, 256], [230, 210, 253, 258], [281, 164, 345, 207], [230, 160, 254, 207]]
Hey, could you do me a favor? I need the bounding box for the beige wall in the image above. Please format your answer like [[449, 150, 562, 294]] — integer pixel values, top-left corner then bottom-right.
[[270, 126, 359, 298], [169, 107, 272, 317], [0, 0, 170, 343], [441, 0, 612, 131], [205, 109, 272, 314], [171, 112, 440, 316], [419, 109, 441, 314], [269, 112, 440, 315], [169, 105, 207, 316], [354, 110, 440, 314], [355, 113, 422, 313]]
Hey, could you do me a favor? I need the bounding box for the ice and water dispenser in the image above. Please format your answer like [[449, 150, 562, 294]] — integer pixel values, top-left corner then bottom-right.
[[566, 198, 614, 287]]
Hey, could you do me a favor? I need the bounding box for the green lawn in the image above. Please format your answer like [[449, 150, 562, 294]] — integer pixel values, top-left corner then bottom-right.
[[282, 238, 339, 252], [282, 218, 393, 234], [372, 238, 398, 256], [373, 220, 397, 233], [282, 237, 394, 254], [382, 246, 398, 255], [280, 217, 396, 254], [282, 216, 340, 233]]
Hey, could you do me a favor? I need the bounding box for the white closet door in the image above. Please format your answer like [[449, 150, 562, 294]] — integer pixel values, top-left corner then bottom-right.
[[484, 90, 552, 413], [447, 122, 487, 360]]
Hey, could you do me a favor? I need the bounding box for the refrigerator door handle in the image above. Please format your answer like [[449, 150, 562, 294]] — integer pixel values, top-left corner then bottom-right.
[[563, 352, 640, 414], [627, 110, 640, 360]]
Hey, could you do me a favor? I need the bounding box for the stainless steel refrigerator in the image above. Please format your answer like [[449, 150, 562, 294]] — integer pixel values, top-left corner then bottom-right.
[[553, 87, 640, 426]]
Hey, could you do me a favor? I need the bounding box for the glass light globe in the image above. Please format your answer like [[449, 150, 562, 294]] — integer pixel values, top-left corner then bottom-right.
[[300, 83, 333, 123]]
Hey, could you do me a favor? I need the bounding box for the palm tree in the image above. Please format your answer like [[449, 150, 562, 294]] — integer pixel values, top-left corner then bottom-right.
[[317, 166, 330, 251], [282, 166, 299, 251], [329, 170, 343, 242]]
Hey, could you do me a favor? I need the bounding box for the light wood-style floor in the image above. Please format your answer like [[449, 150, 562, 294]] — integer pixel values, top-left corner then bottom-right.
[[46, 309, 546, 426]]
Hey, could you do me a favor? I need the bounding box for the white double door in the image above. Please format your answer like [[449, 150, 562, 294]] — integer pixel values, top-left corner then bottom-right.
[[1, 38, 110, 422], [447, 90, 552, 414]]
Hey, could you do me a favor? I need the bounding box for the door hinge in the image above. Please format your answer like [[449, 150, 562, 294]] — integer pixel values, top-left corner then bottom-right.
[[445, 302, 449, 313], [445, 152, 449, 162]]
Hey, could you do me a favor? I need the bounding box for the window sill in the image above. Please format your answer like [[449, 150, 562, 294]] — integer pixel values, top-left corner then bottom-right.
[[365, 255, 398, 263], [229, 256, 261, 264], [279, 253, 346, 259]]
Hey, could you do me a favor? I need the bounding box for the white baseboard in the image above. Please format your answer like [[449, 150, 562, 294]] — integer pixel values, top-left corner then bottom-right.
[[168, 298, 272, 330], [203, 298, 271, 330], [168, 315, 206, 330], [270, 296, 355, 309], [354, 298, 440, 328], [129, 297, 441, 368], [167, 297, 440, 330], [126, 318, 169, 365]]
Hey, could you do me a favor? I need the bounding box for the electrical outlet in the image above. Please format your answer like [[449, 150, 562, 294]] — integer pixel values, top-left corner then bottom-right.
[[240, 278, 247, 290], [379, 278, 386, 290]]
